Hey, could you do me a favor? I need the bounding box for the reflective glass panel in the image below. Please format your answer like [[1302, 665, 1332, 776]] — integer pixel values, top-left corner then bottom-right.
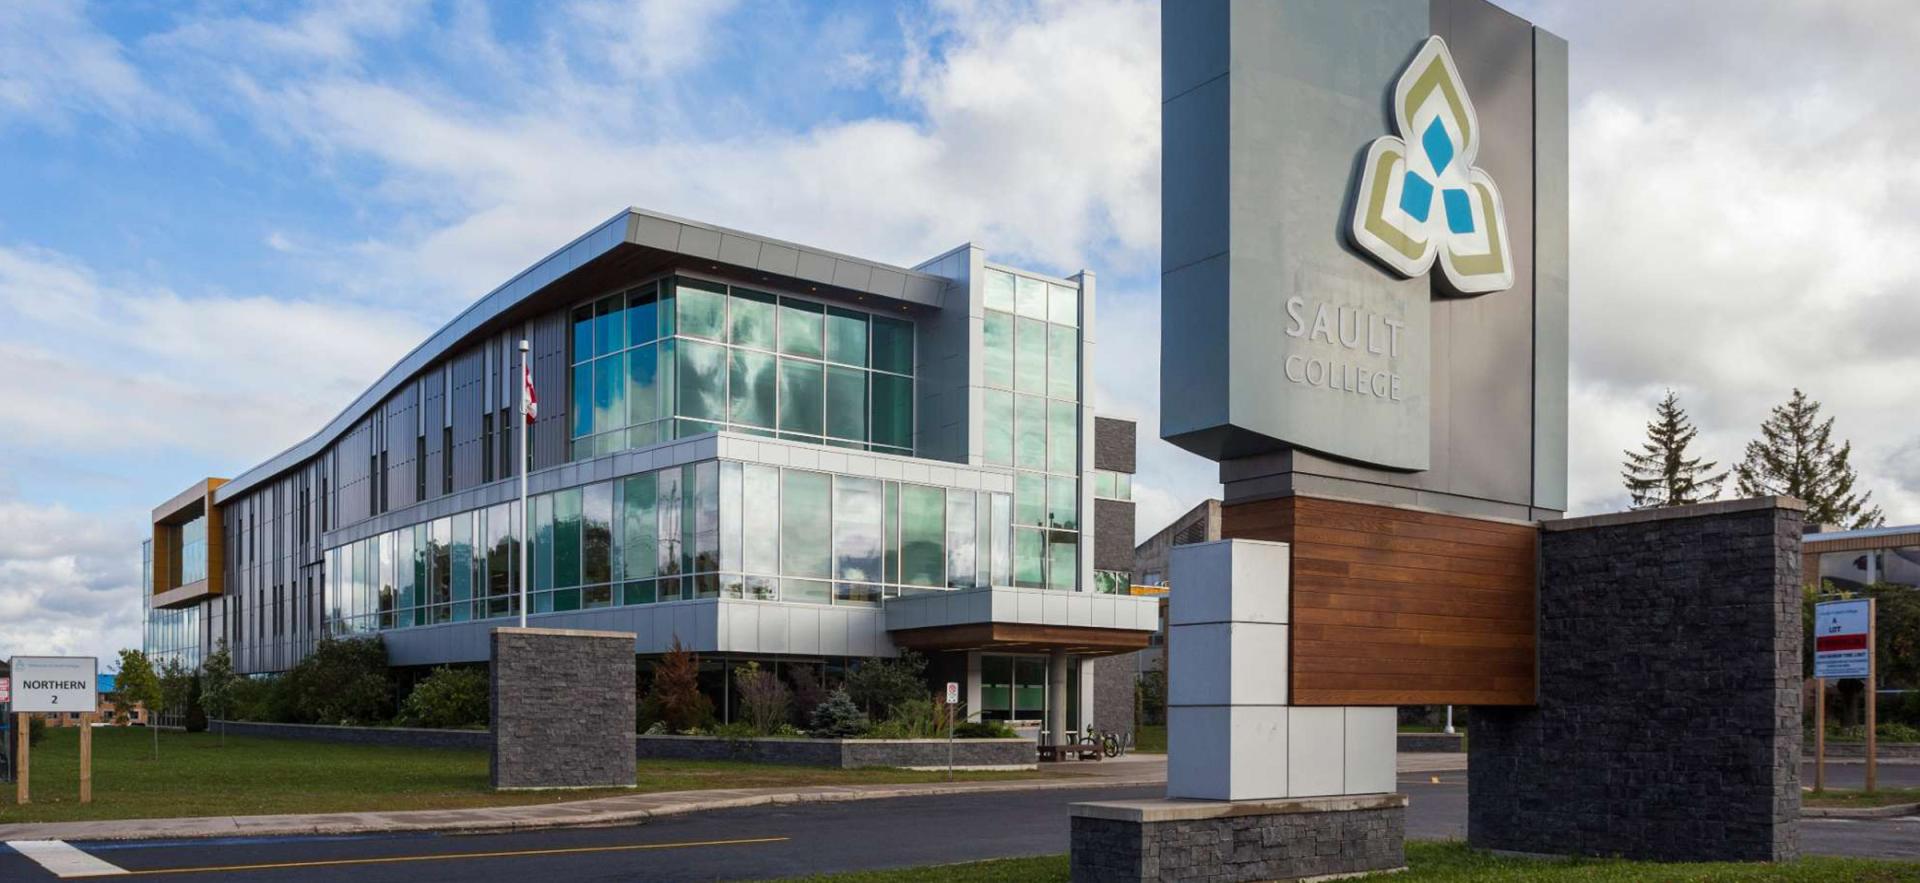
[[983, 390, 1013, 466], [984, 269, 1016, 312], [1015, 394, 1047, 470], [728, 349, 775, 428], [450, 515, 471, 619], [872, 373, 913, 451], [677, 339, 727, 423], [1014, 527, 1044, 588], [833, 476, 883, 583], [1047, 324, 1077, 401], [572, 361, 594, 437], [743, 464, 780, 575], [729, 288, 777, 350], [583, 481, 613, 586], [1049, 533, 1078, 590], [782, 578, 831, 604], [720, 462, 742, 573], [1049, 476, 1078, 531], [900, 484, 945, 587], [826, 307, 868, 366], [983, 311, 1014, 390], [689, 461, 719, 574], [553, 487, 581, 588], [657, 467, 682, 576], [1015, 275, 1047, 319], [781, 470, 832, 579], [1016, 473, 1047, 527], [778, 358, 824, 435], [622, 473, 657, 580], [871, 315, 914, 376], [594, 353, 625, 438], [1047, 283, 1078, 326], [1015, 316, 1046, 394], [677, 278, 727, 340], [779, 299, 824, 358], [595, 294, 626, 356], [571, 306, 593, 363], [627, 342, 660, 425], [826, 364, 868, 442], [947, 492, 977, 589], [627, 284, 658, 345], [1049, 400, 1078, 474]]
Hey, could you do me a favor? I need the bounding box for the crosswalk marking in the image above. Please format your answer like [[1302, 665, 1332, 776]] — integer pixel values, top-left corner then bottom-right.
[[6, 840, 128, 878]]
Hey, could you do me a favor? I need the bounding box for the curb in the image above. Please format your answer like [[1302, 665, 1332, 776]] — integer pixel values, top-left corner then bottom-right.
[[1801, 802, 1920, 819], [0, 775, 1165, 844]]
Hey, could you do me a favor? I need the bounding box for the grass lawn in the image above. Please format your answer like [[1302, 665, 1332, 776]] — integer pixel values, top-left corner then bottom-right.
[[1133, 724, 1166, 753], [1805, 787, 1920, 809], [777, 843, 1920, 882], [0, 727, 1042, 825]]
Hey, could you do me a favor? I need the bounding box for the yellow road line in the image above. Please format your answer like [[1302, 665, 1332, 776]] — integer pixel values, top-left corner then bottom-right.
[[120, 835, 789, 877]]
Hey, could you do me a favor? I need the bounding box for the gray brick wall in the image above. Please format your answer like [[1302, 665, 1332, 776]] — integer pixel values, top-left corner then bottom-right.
[[635, 735, 1032, 768], [1094, 416, 1137, 474], [1095, 498, 1136, 572], [216, 720, 488, 750], [1469, 499, 1803, 862], [1091, 657, 1137, 737], [1071, 803, 1404, 882], [491, 627, 638, 789]]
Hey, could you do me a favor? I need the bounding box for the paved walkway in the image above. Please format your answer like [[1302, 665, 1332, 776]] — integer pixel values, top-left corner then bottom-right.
[[0, 753, 1466, 844]]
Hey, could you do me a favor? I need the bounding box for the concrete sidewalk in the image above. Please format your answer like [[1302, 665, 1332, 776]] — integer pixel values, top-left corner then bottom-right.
[[0, 753, 1466, 843]]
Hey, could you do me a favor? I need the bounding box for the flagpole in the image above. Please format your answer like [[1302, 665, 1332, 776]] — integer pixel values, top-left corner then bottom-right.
[[518, 338, 531, 629]]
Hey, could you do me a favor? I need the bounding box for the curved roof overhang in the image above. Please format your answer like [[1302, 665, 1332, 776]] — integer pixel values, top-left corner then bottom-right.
[[215, 207, 953, 503]]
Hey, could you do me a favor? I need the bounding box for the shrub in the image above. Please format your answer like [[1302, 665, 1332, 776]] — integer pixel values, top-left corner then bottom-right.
[[809, 688, 869, 738], [955, 720, 1017, 739], [640, 637, 714, 734], [228, 674, 293, 723], [280, 636, 395, 725], [399, 666, 490, 728], [734, 662, 791, 737], [787, 663, 828, 728], [867, 695, 951, 739], [846, 651, 928, 719]]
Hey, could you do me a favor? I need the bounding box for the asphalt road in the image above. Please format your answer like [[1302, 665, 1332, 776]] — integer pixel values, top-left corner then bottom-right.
[[1, 764, 1914, 882]]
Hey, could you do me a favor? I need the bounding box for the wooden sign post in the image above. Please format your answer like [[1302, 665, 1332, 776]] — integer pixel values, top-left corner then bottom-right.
[[79, 711, 93, 804], [14, 711, 26, 806]]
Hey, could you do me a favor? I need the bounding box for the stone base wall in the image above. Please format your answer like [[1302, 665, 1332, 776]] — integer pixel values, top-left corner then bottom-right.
[[1397, 732, 1464, 753], [1070, 795, 1405, 883], [491, 627, 637, 790], [214, 720, 488, 750], [1470, 498, 1803, 862], [637, 734, 1033, 769], [1806, 742, 1920, 760]]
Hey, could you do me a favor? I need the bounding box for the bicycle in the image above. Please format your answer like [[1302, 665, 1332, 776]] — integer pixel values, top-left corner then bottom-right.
[[1081, 727, 1125, 758]]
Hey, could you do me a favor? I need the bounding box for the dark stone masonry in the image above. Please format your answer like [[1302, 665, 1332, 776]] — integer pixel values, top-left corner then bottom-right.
[[1070, 795, 1406, 883], [1470, 497, 1804, 862], [491, 627, 637, 790]]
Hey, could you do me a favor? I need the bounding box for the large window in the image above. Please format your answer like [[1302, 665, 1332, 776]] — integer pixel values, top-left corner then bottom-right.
[[571, 277, 915, 459], [321, 462, 1014, 633], [981, 267, 1082, 591]]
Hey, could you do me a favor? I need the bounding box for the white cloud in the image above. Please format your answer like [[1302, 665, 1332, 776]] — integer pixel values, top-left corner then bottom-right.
[[0, 0, 197, 132], [0, 499, 144, 661]]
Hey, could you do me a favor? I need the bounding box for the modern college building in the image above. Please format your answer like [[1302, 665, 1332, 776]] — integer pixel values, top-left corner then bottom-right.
[[141, 208, 1154, 731]]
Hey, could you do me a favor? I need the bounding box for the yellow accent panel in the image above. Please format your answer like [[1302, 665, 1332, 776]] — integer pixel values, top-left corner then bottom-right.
[[1364, 147, 1427, 261], [1402, 56, 1471, 152]]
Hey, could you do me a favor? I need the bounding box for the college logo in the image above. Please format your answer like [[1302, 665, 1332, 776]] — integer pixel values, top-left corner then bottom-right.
[[1350, 36, 1514, 294]]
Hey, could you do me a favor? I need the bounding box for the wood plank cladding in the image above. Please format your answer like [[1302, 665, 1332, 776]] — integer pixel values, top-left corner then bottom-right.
[[1222, 495, 1538, 706]]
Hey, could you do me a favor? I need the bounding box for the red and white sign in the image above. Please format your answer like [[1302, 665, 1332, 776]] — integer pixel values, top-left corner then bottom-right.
[[945, 682, 960, 705], [0, 676, 10, 704], [1814, 599, 1872, 679]]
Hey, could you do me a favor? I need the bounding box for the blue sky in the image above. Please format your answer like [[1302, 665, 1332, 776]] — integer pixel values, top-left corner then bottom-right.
[[5, 0, 1920, 662]]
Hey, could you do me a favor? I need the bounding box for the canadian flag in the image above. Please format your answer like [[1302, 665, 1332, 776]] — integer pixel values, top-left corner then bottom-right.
[[522, 358, 538, 423]]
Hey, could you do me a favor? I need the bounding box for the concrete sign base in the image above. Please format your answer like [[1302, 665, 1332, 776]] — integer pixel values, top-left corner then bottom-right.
[[1070, 794, 1406, 882]]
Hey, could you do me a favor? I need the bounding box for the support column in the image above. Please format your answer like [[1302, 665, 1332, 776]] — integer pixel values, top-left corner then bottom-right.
[[1048, 649, 1070, 747], [1071, 539, 1403, 882]]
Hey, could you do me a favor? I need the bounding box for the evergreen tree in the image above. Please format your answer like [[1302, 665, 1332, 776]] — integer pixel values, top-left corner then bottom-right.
[[1620, 389, 1727, 509], [1733, 388, 1883, 528]]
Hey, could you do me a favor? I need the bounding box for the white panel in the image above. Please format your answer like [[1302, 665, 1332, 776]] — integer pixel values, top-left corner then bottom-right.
[[1042, 592, 1068, 624], [1286, 706, 1346, 798], [789, 605, 822, 656], [1229, 622, 1289, 705], [821, 608, 849, 655], [1066, 594, 1092, 626], [758, 605, 789, 653], [1016, 591, 1043, 624], [758, 443, 791, 466], [1169, 539, 1290, 626], [991, 589, 1017, 621], [1343, 707, 1398, 795], [902, 462, 931, 483], [728, 603, 759, 653], [1092, 596, 1116, 628], [714, 603, 732, 649], [1226, 705, 1291, 801], [789, 447, 820, 470], [1227, 541, 1291, 624]]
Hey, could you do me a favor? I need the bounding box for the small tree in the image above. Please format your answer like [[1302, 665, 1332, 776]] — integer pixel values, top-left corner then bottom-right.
[[114, 648, 163, 759], [641, 636, 713, 733], [733, 662, 791, 736], [809, 687, 869, 737], [1621, 389, 1726, 508], [1734, 388, 1882, 528], [846, 650, 928, 719], [200, 640, 238, 746], [281, 636, 394, 725], [786, 663, 828, 728], [159, 657, 195, 738]]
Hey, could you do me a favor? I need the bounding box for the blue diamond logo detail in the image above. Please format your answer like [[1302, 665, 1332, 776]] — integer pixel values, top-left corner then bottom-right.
[[1399, 171, 1434, 222], [1422, 118, 1454, 175], [1443, 188, 1475, 234]]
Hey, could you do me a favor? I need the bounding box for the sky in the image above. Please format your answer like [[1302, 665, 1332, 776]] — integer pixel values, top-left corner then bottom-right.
[[2, 0, 1918, 665]]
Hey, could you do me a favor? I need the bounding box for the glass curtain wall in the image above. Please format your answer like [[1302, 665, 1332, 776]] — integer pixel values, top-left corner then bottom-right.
[[980, 268, 1082, 590], [570, 277, 915, 460], [322, 463, 1012, 634]]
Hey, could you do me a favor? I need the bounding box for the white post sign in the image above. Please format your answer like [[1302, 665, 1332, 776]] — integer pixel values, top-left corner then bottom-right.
[[9, 657, 98, 713], [945, 682, 960, 705], [1814, 600, 1871, 679]]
